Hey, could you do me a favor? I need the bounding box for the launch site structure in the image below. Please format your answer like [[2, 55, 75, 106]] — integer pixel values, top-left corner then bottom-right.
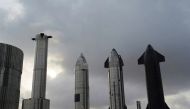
[[22, 33, 52, 109]]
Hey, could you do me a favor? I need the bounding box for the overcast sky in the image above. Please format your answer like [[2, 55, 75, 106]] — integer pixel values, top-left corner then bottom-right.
[[0, 0, 190, 109]]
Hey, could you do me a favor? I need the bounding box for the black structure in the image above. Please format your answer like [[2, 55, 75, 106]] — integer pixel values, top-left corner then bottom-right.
[[138, 45, 170, 109]]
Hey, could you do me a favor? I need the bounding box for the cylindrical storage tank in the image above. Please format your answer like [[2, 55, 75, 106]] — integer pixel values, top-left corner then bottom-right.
[[0, 43, 24, 109]]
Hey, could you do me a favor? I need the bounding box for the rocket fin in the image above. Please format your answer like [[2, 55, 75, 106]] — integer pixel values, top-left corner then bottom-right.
[[104, 58, 109, 68], [138, 52, 145, 65], [147, 44, 165, 62], [138, 50, 165, 64]]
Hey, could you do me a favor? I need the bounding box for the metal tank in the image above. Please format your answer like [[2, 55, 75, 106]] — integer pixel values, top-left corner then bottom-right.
[[75, 53, 89, 109], [0, 43, 24, 109]]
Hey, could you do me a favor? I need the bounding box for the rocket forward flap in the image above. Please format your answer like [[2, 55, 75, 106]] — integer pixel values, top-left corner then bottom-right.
[[119, 55, 124, 66], [138, 52, 145, 65], [104, 58, 109, 68], [154, 50, 165, 62], [138, 45, 165, 65]]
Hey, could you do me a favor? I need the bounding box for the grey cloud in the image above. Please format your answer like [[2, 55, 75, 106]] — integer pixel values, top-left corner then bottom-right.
[[0, 0, 190, 109], [46, 73, 75, 109]]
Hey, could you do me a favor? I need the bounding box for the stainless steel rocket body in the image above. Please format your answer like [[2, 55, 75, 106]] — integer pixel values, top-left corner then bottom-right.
[[75, 54, 89, 109], [32, 34, 49, 98], [105, 49, 127, 109]]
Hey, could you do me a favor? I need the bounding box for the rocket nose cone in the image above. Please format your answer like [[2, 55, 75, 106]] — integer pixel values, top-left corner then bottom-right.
[[80, 53, 87, 63], [80, 53, 84, 58], [146, 44, 154, 52], [109, 48, 121, 66], [112, 48, 116, 52], [111, 48, 119, 57], [76, 53, 88, 70], [76, 53, 87, 65]]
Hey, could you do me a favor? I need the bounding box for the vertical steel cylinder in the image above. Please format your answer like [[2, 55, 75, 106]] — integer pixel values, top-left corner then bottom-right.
[[32, 34, 49, 99], [75, 54, 89, 109], [104, 49, 127, 109], [0, 43, 24, 109]]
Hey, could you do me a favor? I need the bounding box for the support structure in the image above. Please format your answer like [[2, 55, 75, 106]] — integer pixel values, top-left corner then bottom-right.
[[22, 33, 52, 109]]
